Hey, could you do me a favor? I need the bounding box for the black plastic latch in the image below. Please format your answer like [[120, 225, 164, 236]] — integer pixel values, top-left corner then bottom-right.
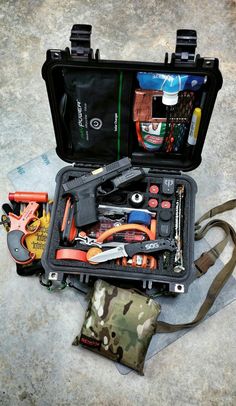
[[70, 24, 94, 60], [172, 29, 197, 64]]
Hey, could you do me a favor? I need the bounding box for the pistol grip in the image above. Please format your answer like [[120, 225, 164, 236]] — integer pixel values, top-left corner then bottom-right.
[[7, 230, 35, 264], [74, 195, 98, 227]]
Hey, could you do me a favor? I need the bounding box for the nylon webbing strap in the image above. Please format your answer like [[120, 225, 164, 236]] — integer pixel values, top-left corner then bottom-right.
[[195, 199, 236, 225], [195, 219, 230, 277], [155, 199, 236, 333]]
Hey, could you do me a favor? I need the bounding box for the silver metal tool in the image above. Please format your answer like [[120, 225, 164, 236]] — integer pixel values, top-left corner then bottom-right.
[[89, 239, 176, 264], [98, 204, 156, 218], [174, 185, 185, 273], [75, 234, 125, 248], [75, 235, 102, 247]]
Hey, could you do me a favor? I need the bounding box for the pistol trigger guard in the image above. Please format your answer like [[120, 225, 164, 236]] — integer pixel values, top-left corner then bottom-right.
[[26, 217, 41, 234], [104, 187, 118, 196], [97, 185, 118, 196], [97, 186, 107, 195]]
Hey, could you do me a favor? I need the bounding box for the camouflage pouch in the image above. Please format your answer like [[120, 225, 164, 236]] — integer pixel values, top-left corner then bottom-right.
[[73, 279, 161, 375]]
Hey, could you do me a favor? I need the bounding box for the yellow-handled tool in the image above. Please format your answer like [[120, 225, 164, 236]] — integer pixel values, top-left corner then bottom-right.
[[25, 202, 52, 260]]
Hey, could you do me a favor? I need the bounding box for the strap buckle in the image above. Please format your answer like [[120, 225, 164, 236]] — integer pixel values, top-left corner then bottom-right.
[[195, 249, 219, 277]]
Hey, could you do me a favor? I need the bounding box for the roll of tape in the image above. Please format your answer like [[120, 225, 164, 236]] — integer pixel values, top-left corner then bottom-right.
[[128, 211, 152, 226], [56, 249, 88, 262]]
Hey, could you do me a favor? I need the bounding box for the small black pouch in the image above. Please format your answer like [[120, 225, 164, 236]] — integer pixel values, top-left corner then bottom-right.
[[62, 69, 132, 161]]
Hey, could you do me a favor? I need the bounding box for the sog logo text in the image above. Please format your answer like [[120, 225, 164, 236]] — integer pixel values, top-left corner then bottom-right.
[[145, 242, 160, 250]]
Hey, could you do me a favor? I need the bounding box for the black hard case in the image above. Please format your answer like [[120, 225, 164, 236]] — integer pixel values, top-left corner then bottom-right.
[[41, 25, 222, 293]]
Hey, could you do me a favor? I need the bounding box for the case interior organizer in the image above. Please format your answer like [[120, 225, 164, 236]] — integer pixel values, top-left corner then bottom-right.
[[44, 164, 196, 292]]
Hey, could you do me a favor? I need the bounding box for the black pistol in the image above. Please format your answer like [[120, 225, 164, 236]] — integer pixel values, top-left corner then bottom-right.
[[62, 157, 147, 227]]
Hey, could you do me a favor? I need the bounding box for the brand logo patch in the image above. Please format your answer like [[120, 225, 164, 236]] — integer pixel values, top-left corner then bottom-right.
[[80, 335, 101, 348], [76, 100, 84, 127], [144, 135, 163, 145], [145, 242, 160, 250], [90, 118, 103, 130]]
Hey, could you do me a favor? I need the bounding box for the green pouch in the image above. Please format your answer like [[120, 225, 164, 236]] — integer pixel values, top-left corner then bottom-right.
[[73, 279, 161, 375]]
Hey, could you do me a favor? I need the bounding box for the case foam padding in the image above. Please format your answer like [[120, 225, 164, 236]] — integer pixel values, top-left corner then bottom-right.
[[47, 168, 193, 279]]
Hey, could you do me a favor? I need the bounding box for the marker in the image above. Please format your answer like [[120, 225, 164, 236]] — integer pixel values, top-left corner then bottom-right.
[[187, 108, 201, 146]]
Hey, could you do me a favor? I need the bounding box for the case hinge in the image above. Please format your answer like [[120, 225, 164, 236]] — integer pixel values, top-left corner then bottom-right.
[[171, 29, 198, 64], [70, 24, 94, 60]]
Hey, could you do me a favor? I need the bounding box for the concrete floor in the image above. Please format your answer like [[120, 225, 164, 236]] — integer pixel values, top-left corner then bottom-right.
[[0, 0, 236, 405]]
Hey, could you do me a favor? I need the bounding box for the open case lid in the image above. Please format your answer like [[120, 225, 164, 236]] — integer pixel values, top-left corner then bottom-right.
[[42, 25, 223, 171]]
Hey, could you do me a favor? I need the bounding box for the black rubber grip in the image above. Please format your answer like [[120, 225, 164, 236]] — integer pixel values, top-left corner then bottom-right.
[[125, 239, 176, 258], [74, 195, 98, 227], [7, 230, 32, 263]]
